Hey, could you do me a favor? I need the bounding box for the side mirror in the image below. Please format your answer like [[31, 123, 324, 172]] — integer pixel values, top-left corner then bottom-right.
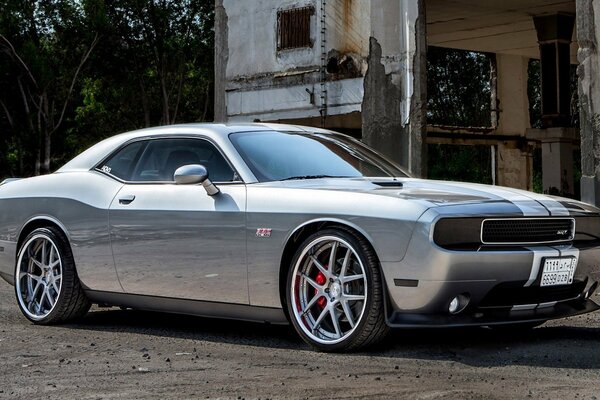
[[174, 164, 220, 196]]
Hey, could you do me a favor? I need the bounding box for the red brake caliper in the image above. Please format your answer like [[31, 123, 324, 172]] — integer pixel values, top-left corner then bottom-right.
[[315, 266, 328, 308]]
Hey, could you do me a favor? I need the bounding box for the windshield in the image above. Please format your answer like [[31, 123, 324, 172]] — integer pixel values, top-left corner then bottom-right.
[[229, 131, 408, 182]]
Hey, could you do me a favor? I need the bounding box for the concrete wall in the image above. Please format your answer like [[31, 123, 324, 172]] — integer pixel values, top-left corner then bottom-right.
[[224, 0, 320, 79], [216, 0, 427, 176], [577, 0, 600, 205], [362, 0, 427, 176], [218, 0, 370, 124], [216, 0, 598, 192]]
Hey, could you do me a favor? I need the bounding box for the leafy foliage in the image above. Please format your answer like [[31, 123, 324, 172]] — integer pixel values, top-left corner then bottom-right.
[[0, 0, 214, 178], [427, 144, 493, 185], [426, 46, 495, 184], [427, 46, 492, 128]]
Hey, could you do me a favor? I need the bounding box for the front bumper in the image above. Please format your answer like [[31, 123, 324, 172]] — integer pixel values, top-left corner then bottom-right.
[[386, 298, 599, 328], [381, 213, 600, 327]]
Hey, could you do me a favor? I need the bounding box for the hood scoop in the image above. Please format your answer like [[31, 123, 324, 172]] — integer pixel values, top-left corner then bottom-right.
[[372, 181, 403, 188]]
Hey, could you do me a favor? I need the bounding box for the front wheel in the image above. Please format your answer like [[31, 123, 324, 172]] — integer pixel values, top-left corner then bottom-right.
[[15, 227, 91, 324], [286, 228, 389, 352]]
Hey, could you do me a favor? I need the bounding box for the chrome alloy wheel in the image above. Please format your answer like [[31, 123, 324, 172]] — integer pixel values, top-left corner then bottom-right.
[[16, 234, 63, 321], [291, 236, 368, 345]]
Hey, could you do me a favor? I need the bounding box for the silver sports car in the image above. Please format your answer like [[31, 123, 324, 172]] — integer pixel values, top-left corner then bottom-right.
[[1, 123, 600, 351]]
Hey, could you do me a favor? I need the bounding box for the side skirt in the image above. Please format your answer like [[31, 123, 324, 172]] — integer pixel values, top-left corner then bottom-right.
[[85, 290, 289, 325]]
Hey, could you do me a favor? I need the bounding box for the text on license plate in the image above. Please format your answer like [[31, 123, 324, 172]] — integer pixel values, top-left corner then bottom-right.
[[540, 257, 577, 287]]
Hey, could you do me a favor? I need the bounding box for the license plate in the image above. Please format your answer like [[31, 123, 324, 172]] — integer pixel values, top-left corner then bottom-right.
[[540, 257, 577, 287]]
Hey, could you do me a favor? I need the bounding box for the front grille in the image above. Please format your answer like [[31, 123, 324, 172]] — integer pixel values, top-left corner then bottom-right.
[[481, 218, 574, 244], [479, 280, 586, 308]]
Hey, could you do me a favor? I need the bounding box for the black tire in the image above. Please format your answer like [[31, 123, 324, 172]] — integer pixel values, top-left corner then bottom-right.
[[15, 227, 91, 324], [286, 228, 389, 352]]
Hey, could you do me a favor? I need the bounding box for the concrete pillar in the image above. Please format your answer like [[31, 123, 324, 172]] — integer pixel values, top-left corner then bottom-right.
[[576, 0, 600, 206], [496, 55, 530, 136], [497, 143, 532, 191], [526, 13, 576, 198], [533, 14, 576, 128], [214, 0, 228, 122], [362, 0, 427, 177], [495, 54, 533, 190], [528, 128, 578, 196]]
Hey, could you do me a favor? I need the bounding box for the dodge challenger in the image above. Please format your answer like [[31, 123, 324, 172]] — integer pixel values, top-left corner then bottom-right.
[[1, 123, 599, 351]]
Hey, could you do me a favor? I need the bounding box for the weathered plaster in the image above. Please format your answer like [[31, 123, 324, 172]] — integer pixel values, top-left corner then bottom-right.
[[362, 0, 427, 177], [497, 143, 532, 191], [217, 0, 369, 125], [223, 0, 320, 79], [227, 78, 363, 122], [577, 0, 600, 205], [362, 37, 406, 164]]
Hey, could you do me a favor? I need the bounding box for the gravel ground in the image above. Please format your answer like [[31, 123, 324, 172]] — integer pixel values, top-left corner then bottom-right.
[[1, 280, 600, 399]]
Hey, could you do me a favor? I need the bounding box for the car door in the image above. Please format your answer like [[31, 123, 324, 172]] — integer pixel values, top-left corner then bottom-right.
[[105, 137, 248, 304]]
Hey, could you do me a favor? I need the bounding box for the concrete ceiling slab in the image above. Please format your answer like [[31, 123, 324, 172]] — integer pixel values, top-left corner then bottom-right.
[[426, 0, 577, 62]]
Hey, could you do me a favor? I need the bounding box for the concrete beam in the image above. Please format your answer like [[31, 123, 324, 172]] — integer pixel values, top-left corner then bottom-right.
[[576, 0, 600, 206], [362, 0, 427, 177]]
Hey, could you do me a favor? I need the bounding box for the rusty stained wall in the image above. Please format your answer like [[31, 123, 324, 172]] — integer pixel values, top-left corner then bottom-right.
[[325, 0, 370, 78], [328, 0, 369, 55], [223, 0, 369, 83], [223, 0, 320, 81], [218, 0, 369, 123]]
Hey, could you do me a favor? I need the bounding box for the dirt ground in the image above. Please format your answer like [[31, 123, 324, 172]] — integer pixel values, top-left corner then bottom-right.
[[1, 280, 600, 399]]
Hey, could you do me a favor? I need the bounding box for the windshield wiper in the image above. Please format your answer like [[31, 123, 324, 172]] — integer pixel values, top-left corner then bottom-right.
[[280, 175, 350, 181]]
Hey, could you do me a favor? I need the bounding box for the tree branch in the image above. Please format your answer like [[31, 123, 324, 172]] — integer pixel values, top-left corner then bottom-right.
[[0, 34, 38, 88], [16, 78, 35, 134], [49, 33, 100, 136], [0, 99, 14, 128]]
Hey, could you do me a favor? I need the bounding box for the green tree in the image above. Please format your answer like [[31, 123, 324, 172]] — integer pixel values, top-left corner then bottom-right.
[[0, 0, 215, 178], [427, 46, 492, 128], [0, 0, 98, 175]]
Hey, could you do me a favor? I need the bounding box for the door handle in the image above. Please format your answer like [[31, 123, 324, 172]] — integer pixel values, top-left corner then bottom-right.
[[118, 195, 136, 205]]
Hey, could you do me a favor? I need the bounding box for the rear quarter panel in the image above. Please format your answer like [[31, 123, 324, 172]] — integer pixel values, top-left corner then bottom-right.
[[0, 171, 123, 291]]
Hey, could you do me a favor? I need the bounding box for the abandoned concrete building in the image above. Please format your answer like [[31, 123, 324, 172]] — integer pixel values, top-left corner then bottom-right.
[[214, 0, 600, 207]]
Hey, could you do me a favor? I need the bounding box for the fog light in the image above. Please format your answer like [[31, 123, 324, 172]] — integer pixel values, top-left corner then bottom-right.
[[448, 294, 470, 315], [449, 297, 460, 313]]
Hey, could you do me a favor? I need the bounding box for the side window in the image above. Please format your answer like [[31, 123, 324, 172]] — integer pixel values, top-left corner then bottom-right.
[[98, 141, 146, 181], [131, 138, 236, 182]]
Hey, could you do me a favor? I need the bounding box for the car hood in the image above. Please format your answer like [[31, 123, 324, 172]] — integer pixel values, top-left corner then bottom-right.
[[272, 177, 600, 217]]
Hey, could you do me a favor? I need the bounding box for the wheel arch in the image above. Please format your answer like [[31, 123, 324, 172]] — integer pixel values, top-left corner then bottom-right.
[[17, 216, 71, 257], [278, 218, 382, 317]]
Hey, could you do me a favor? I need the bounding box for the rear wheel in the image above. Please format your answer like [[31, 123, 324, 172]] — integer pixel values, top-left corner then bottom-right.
[[15, 227, 90, 324], [286, 228, 389, 351]]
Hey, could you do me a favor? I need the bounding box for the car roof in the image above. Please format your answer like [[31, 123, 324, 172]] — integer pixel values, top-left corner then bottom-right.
[[57, 123, 334, 173]]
